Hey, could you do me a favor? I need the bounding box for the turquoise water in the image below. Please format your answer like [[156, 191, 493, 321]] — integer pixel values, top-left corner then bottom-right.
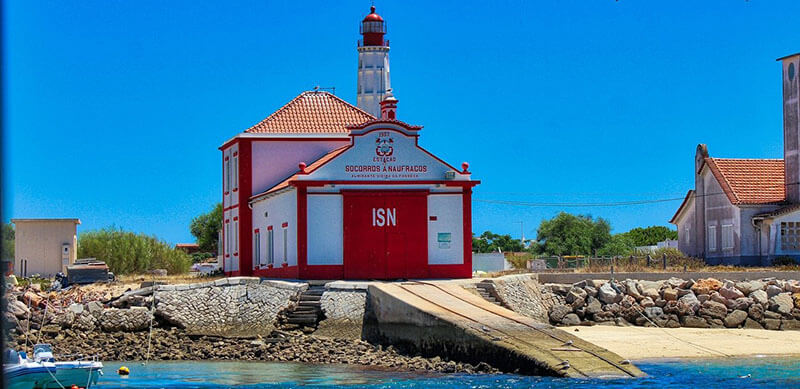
[[94, 357, 800, 388]]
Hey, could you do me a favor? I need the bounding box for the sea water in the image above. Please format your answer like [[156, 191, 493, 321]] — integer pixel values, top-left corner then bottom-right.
[[94, 357, 800, 388]]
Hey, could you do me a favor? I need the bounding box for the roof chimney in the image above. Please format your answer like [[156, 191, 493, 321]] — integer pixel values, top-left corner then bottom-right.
[[380, 89, 398, 120], [779, 52, 800, 203]]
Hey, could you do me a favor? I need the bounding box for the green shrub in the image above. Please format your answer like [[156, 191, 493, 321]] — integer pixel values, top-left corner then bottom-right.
[[78, 226, 191, 275], [772, 256, 797, 266]]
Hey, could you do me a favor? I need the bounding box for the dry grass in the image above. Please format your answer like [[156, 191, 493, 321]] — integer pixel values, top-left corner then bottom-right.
[[116, 273, 225, 285]]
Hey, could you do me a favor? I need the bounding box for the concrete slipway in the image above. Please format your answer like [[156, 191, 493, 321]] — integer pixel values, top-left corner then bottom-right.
[[366, 281, 644, 378]]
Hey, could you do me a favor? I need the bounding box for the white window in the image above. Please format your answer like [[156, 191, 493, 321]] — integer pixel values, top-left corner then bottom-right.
[[708, 225, 717, 252], [254, 230, 261, 266], [722, 224, 734, 250], [282, 226, 288, 263], [233, 155, 239, 190], [233, 220, 239, 254], [225, 158, 230, 193], [267, 228, 274, 265], [781, 222, 800, 251]]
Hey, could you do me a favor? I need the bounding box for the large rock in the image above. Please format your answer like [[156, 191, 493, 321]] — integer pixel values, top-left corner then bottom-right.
[[561, 313, 580, 326], [763, 318, 782, 330], [598, 283, 621, 304], [547, 284, 571, 295], [735, 280, 765, 295], [9, 300, 29, 318], [565, 287, 588, 304], [585, 297, 603, 315], [719, 286, 745, 300], [624, 280, 643, 300], [699, 300, 728, 320], [723, 310, 748, 328], [743, 318, 763, 329], [678, 292, 701, 313], [666, 278, 685, 289], [644, 306, 665, 320], [67, 303, 84, 315], [770, 293, 794, 315], [663, 288, 678, 301], [766, 285, 783, 298], [731, 297, 753, 311], [750, 290, 769, 305], [681, 316, 710, 328], [793, 293, 800, 309], [549, 304, 572, 323], [640, 297, 655, 308], [781, 319, 800, 330], [691, 278, 723, 295], [785, 281, 800, 293]]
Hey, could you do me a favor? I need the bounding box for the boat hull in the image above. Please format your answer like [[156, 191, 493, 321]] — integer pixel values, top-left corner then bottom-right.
[[38, 362, 103, 389]]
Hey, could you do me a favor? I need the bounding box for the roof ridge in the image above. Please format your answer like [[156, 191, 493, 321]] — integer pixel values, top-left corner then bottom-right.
[[243, 91, 375, 134], [710, 157, 784, 162]]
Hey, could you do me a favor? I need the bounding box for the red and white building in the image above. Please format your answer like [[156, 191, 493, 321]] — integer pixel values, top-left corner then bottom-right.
[[218, 7, 479, 279]]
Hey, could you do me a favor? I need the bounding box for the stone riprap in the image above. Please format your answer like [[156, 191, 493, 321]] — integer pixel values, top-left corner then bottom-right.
[[155, 277, 306, 337], [480, 274, 550, 323], [315, 281, 369, 339], [542, 277, 800, 330]]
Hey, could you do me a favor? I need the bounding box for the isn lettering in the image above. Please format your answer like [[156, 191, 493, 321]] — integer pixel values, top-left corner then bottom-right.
[[372, 208, 397, 227]]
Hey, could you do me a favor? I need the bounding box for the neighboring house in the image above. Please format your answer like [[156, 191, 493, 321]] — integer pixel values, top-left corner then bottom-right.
[[472, 252, 511, 273], [11, 218, 80, 277], [175, 243, 201, 255], [218, 7, 478, 279], [670, 53, 800, 265]]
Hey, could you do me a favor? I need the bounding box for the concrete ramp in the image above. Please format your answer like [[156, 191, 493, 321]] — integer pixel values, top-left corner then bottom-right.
[[367, 281, 644, 378]]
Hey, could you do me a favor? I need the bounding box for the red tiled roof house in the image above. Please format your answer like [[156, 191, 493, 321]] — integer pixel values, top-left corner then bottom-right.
[[218, 8, 479, 279], [670, 53, 800, 265]]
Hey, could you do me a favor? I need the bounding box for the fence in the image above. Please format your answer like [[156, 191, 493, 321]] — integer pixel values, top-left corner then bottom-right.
[[529, 254, 705, 273]]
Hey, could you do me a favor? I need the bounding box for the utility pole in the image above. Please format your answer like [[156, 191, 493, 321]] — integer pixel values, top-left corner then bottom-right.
[[514, 221, 525, 246]]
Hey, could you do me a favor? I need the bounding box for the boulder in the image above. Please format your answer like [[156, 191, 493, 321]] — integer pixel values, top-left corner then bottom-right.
[[735, 280, 764, 295], [750, 290, 769, 305], [676, 288, 693, 298], [638, 280, 663, 292], [585, 297, 603, 315], [697, 294, 710, 304], [624, 280, 643, 300], [681, 316, 710, 328], [9, 300, 29, 318], [763, 318, 782, 330], [546, 284, 571, 295], [723, 310, 748, 328], [640, 297, 655, 308], [570, 297, 586, 310], [603, 303, 621, 315], [770, 293, 794, 315], [679, 292, 701, 313], [663, 288, 678, 301], [785, 281, 800, 293], [641, 288, 660, 300], [584, 286, 598, 297], [598, 283, 622, 304], [691, 278, 723, 295], [780, 319, 800, 331], [565, 287, 588, 304], [67, 303, 84, 315], [644, 306, 665, 320], [732, 297, 753, 311], [743, 318, 763, 329], [666, 277, 685, 289], [766, 285, 783, 298], [655, 298, 667, 308], [549, 304, 572, 323], [561, 313, 581, 326], [699, 300, 728, 320], [793, 293, 800, 308], [707, 318, 725, 328], [764, 310, 782, 320], [719, 286, 745, 300]]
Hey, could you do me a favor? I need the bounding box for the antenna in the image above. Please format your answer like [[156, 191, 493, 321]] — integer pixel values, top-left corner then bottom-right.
[[313, 85, 336, 95]]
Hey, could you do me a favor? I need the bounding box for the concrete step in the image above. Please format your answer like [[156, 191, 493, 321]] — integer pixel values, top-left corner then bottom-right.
[[299, 295, 322, 302], [286, 316, 319, 325]]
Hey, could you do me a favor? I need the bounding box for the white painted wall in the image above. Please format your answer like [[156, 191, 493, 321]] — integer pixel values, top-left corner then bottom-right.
[[674, 195, 697, 257], [251, 140, 349, 196], [357, 47, 390, 117], [306, 194, 344, 265], [13, 219, 79, 277], [427, 194, 464, 265], [702, 169, 740, 258], [251, 189, 298, 268], [472, 252, 511, 272]]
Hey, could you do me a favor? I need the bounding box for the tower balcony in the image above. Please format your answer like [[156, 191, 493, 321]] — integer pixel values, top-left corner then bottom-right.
[[358, 39, 390, 48]]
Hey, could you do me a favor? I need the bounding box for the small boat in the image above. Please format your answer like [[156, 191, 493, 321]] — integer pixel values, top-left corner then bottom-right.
[[31, 344, 103, 389], [4, 349, 55, 389]]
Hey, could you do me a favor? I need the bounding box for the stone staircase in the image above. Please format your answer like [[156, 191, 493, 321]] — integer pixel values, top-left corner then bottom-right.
[[282, 284, 326, 328], [476, 280, 505, 307]]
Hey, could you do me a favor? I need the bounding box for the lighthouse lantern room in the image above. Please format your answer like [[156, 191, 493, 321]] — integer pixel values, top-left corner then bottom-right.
[[219, 7, 479, 280]]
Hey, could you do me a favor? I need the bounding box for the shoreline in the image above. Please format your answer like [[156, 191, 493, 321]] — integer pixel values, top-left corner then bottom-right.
[[564, 325, 800, 360]]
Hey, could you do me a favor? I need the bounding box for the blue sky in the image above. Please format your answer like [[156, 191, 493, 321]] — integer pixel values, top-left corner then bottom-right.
[[4, 1, 798, 244]]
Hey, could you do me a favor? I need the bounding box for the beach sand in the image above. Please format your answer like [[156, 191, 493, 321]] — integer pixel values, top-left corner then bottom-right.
[[563, 326, 800, 359]]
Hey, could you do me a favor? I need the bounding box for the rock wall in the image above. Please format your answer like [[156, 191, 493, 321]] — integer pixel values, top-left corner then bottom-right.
[[482, 274, 551, 323], [315, 281, 368, 339], [542, 277, 800, 330], [155, 277, 306, 337]]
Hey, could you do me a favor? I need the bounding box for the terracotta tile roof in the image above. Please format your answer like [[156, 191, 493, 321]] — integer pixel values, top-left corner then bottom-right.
[[250, 145, 351, 200], [244, 91, 374, 134], [705, 158, 785, 205]]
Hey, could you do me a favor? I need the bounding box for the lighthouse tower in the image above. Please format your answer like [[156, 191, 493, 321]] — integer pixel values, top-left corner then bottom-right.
[[357, 6, 391, 117]]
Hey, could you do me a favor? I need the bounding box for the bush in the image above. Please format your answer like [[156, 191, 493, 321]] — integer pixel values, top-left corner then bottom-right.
[[78, 226, 191, 275], [772, 256, 797, 267], [191, 252, 216, 263]]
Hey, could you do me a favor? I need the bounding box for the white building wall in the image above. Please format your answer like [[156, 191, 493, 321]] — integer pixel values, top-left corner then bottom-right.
[[13, 220, 79, 277], [674, 196, 696, 257], [251, 190, 298, 268], [306, 194, 344, 265], [250, 140, 349, 197], [702, 169, 740, 258], [427, 194, 464, 265], [356, 47, 390, 117]]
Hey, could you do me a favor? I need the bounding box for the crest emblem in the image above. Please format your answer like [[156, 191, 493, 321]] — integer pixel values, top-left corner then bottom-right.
[[375, 135, 394, 157]]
